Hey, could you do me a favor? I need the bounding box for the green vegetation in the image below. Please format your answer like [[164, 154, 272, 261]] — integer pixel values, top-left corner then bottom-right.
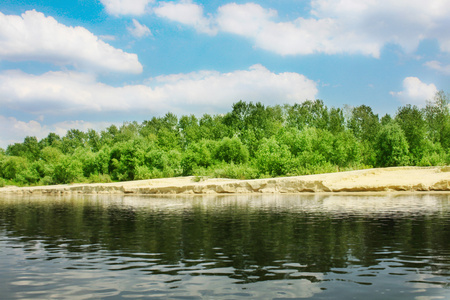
[[1, 91, 449, 186]]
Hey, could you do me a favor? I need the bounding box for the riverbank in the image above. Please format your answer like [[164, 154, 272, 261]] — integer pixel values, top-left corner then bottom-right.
[[1, 166, 449, 195]]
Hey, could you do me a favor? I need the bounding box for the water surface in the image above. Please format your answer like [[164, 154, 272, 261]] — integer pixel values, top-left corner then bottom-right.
[[0, 193, 449, 299]]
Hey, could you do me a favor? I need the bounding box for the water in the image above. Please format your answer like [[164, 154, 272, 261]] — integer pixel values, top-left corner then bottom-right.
[[0, 193, 449, 299]]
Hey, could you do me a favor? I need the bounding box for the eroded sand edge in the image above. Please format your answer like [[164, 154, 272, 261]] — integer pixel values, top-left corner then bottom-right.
[[1, 167, 450, 195]]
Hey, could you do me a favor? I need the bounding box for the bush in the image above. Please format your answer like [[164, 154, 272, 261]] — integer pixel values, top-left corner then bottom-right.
[[52, 155, 84, 184], [181, 140, 214, 175], [15, 168, 40, 185], [1, 156, 28, 180], [134, 165, 152, 180], [88, 173, 113, 183], [255, 137, 292, 176], [214, 137, 249, 164], [417, 141, 447, 166], [331, 130, 361, 167], [210, 162, 258, 179]]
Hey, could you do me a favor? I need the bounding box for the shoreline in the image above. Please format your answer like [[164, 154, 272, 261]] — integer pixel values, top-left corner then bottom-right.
[[1, 166, 449, 195]]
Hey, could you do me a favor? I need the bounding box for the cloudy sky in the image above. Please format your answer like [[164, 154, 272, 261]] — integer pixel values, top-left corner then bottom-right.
[[0, 0, 449, 148]]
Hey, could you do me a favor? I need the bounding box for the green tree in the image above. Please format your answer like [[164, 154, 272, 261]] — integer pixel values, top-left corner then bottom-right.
[[214, 137, 249, 164], [179, 115, 201, 147], [39, 132, 61, 148], [86, 129, 101, 152], [328, 107, 345, 134], [395, 105, 426, 163], [348, 105, 380, 142], [255, 137, 292, 176], [199, 114, 230, 140], [109, 139, 147, 181], [331, 130, 361, 167], [424, 91, 450, 149], [375, 122, 410, 167], [286, 100, 329, 130], [100, 125, 119, 146], [52, 155, 84, 184], [0, 156, 28, 180], [181, 140, 215, 175], [61, 129, 88, 154], [6, 136, 40, 161], [116, 121, 140, 142]]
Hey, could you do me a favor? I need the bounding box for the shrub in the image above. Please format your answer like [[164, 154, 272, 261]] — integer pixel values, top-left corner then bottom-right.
[[135, 165, 152, 180], [88, 173, 112, 183], [1, 156, 28, 180], [211, 162, 258, 179], [181, 140, 214, 175], [255, 137, 292, 176], [52, 155, 84, 184], [214, 137, 249, 164]]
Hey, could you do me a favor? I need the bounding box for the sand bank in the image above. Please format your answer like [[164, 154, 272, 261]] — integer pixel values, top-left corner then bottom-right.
[[1, 167, 450, 195]]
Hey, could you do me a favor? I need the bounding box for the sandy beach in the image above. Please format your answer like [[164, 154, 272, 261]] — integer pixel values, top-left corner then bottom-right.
[[1, 166, 449, 195]]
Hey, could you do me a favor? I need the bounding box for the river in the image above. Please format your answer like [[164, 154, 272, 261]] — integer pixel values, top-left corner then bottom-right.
[[0, 193, 449, 299]]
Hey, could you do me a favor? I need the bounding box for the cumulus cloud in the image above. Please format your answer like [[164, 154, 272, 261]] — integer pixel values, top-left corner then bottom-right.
[[151, 64, 318, 107], [128, 19, 152, 38], [156, 0, 450, 57], [0, 65, 317, 116], [311, 0, 450, 54], [218, 3, 382, 56], [0, 116, 45, 148], [0, 70, 162, 114], [154, 0, 217, 35], [0, 10, 143, 73], [390, 77, 438, 106], [100, 0, 154, 16]]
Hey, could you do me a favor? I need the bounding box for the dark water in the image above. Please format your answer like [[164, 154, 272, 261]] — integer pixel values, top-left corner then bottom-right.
[[0, 194, 449, 299]]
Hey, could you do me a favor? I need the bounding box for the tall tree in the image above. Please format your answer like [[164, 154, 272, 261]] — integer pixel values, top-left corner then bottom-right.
[[424, 91, 450, 149], [348, 105, 380, 142], [286, 100, 329, 130], [6, 136, 40, 161], [375, 122, 410, 167], [395, 105, 426, 163]]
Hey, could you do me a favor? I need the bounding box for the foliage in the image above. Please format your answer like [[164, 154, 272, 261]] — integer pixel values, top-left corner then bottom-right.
[[255, 137, 292, 176], [375, 122, 410, 167], [214, 137, 249, 164], [1, 91, 449, 186]]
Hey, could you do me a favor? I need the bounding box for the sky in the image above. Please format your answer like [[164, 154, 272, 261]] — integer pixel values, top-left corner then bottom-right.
[[0, 0, 449, 148]]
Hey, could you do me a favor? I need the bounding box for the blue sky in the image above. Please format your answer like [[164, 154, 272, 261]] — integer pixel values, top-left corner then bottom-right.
[[0, 0, 449, 148]]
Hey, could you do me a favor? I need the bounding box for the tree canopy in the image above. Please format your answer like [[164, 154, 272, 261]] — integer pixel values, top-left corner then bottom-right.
[[1, 92, 449, 187]]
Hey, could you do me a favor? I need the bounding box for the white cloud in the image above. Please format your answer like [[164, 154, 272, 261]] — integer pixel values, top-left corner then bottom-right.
[[390, 77, 438, 106], [217, 4, 379, 56], [100, 0, 154, 16], [425, 60, 450, 75], [0, 116, 45, 149], [0, 10, 143, 73], [128, 19, 152, 38], [311, 0, 450, 53], [154, 0, 217, 35], [0, 70, 162, 114], [99, 35, 116, 41], [156, 0, 450, 57], [151, 64, 318, 108], [0, 65, 317, 116]]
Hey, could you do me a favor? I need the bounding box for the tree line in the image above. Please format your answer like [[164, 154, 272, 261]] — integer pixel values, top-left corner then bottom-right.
[[1, 91, 449, 186]]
